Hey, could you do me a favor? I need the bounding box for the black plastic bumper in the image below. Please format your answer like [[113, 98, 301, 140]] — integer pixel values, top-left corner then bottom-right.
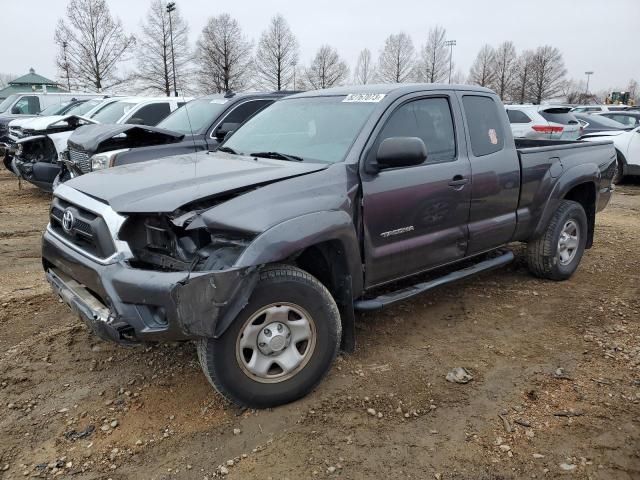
[[42, 229, 257, 344]]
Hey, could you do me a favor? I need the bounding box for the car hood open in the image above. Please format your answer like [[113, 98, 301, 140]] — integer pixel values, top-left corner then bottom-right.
[[68, 124, 185, 154], [64, 152, 328, 213]]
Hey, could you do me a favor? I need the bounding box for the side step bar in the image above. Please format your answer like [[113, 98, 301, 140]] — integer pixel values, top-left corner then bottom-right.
[[354, 250, 515, 312]]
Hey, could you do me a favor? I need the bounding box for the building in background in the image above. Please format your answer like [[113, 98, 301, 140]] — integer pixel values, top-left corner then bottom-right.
[[0, 68, 67, 100]]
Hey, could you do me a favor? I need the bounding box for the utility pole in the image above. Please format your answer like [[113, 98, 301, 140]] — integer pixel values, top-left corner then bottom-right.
[[166, 2, 178, 97], [62, 41, 71, 91], [445, 40, 456, 84], [292, 60, 297, 90], [584, 71, 594, 96]]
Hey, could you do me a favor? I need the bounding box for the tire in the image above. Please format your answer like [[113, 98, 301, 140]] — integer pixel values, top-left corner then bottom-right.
[[197, 265, 341, 408], [526, 200, 588, 281], [612, 153, 624, 185]]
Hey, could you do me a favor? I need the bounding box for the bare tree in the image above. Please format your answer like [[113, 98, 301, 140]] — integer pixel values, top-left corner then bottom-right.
[[492, 41, 517, 101], [418, 26, 449, 83], [54, 0, 135, 91], [196, 13, 253, 93], [305, 45, 348, 89], [254, 14, 299, 90], [527, 46, 567, 104], [0, 73, 16, 89], [627, 79, 638, 104], [354, 48, 375, 84], [511, 50, 535, 104], [377, 33, 416, 83], [136, 0, 191, 96], [468, 44, 496, 88]]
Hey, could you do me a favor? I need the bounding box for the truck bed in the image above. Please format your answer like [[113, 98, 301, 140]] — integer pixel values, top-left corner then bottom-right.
[[513, 138, 617, 242]]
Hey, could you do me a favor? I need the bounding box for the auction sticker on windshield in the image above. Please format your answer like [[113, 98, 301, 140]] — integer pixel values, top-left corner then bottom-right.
[[343, 94, 386, 103]]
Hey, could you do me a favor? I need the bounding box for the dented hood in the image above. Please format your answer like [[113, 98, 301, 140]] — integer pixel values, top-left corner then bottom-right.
[[64, 152, 328, 213], [68, 124, 184, 153]]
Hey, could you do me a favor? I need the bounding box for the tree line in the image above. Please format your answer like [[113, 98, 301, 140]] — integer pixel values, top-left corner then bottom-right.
[[50, 0, 638, 105]]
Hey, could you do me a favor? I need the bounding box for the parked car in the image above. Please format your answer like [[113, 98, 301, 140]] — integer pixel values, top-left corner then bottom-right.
[[43, 84, 616, 408], [58, 91, 292, 183], [505, 105, 581, 140], [8, 97, 187, 191], [571, 105, 631, 113], [573, 113, 632, 135], [596, 111, 640, 128], [0, 92, 100, 142], [582, 126, 640, 182]]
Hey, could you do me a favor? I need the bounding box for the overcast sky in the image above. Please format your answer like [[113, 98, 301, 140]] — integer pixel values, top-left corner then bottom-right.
[[1, 0, 638, 93]]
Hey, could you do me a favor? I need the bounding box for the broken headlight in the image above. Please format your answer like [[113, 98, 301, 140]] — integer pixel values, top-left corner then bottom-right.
[[120, 214, 252, 272], [90, 149, 129, 171]]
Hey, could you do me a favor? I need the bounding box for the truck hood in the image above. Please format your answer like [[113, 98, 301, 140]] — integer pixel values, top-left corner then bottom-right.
[[68, 124, 184, 154], [64, 152, 329, 213]]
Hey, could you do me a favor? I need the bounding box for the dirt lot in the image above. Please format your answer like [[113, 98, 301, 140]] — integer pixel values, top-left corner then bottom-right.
[[0, 168, 638, 480]]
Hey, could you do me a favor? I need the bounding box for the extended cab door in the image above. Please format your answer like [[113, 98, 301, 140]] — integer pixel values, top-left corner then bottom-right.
[[457, 93, 521, 254], [361, 93, 472, 287]]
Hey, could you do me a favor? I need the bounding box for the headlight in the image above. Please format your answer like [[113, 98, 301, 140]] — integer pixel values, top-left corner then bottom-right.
[[90, 149, 129, 171]]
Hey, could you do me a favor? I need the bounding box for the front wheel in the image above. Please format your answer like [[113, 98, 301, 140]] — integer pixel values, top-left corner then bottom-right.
[[197, 265, 341, 408], [526, 200, 588, 281]]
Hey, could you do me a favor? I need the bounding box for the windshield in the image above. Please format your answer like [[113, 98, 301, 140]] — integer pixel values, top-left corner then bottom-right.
[[38, 102, 74, 116], [0, 94, 19, 113], [67, 99, 103, 117], [223, 96, 377, 163], [91, 100, 137, 124], [158, 97, 227, 134]]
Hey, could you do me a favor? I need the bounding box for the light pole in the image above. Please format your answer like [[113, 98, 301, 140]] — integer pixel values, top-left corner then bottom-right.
[[584, 71, 594, 96], [445, 40, 456, 84], [166, 2, 178, 97]]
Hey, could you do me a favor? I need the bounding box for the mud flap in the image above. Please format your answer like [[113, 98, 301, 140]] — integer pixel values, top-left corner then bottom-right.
[[171, 268, 258, 338]]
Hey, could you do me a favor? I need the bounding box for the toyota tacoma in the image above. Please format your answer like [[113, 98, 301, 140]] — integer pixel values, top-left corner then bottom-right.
[[42, 84, 616, 408]]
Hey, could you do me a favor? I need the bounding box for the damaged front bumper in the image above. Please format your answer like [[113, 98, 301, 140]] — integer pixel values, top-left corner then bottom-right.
[[42, 228, 258, 344]]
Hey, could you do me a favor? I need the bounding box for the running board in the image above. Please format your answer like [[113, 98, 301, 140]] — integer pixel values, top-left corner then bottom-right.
[[354, 251, 515, 312]]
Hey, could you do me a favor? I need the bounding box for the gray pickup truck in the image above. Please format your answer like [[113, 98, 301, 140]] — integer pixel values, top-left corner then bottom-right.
[[42, 84, 616, 408]]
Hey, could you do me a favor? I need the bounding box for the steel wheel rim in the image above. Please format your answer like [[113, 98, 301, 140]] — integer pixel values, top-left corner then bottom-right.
[[557, 219, 580, 266], [236, 302, 317, 384]]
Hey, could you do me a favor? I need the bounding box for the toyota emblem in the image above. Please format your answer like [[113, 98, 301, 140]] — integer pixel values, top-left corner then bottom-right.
[[62, 209, 75, 234]]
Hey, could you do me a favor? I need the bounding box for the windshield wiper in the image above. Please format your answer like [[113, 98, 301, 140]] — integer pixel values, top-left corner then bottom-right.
[[250, 151, 304, 162], [217, 146, 238, 154]]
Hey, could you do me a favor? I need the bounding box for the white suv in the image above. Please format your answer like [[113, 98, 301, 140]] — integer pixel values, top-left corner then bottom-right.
[[505, 105, 581, 140]]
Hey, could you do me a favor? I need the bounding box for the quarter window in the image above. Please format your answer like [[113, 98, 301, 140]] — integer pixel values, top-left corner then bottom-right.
[[373, 97, 456, 165], [462, 95, 505, 157], [506, 109, 531, 124]]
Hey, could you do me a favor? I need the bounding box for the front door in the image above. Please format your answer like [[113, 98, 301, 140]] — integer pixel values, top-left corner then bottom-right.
[[361, 94, 472, 287]]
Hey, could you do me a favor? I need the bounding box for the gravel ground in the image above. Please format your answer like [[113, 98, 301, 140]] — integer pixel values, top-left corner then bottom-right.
[[0, 168, 638, 479]]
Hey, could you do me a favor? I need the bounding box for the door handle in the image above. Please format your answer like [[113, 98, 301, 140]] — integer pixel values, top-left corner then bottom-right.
[[448, 175, 469, 187]]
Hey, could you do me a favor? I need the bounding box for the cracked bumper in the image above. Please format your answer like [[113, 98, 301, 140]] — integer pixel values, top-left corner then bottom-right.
[[42, 229, 257, 344]]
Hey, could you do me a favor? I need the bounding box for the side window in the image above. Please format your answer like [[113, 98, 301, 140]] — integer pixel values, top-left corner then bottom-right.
[[462, 95, 505, 157], [13, 96, 40, 114], [506, 109, 531, 124], [611, 115, 634, 126], [131, 103, 172, 126], [219, 100, 273, 128], [373, 97, 456, 165]]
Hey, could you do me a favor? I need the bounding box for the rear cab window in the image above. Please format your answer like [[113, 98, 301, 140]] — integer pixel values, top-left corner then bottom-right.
[[462, 95, 504, 157]]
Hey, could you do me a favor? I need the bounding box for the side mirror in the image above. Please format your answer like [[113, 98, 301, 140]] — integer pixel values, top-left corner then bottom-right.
[[216, 122, 240, 140], [11, 106, 20, 114], [373, 137, 427, 172]]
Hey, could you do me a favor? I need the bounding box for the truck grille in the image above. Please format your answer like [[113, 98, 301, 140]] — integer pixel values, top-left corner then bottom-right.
[[69, 148, 91, 173], [50, 198, 116, 259]]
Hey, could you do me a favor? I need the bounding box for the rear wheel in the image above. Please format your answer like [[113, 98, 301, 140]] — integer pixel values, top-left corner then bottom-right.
[[526, 200, 588, 281], [197, 265, 341, 408]]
